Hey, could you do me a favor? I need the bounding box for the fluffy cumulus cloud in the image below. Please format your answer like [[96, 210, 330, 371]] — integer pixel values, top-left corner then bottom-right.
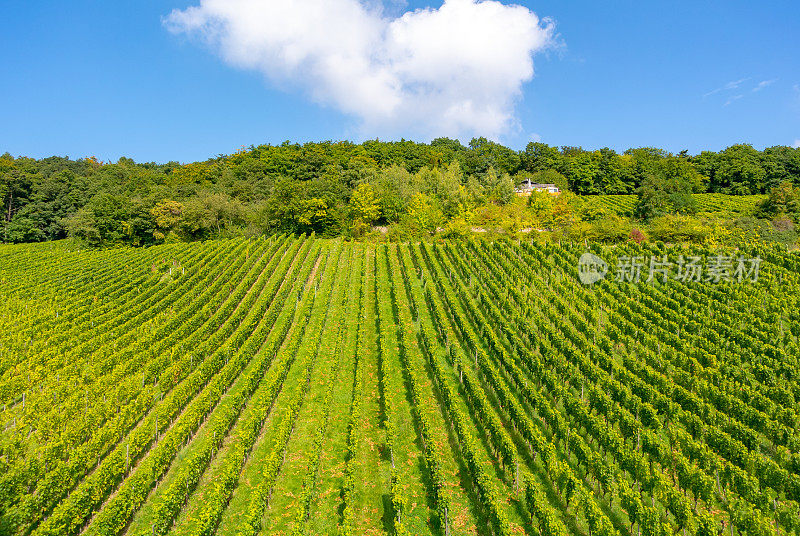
[[164, 0, 555, 140], [793, 140, 800, 149]]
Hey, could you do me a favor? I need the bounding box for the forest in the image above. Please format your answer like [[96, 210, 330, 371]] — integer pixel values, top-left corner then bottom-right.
[[1, 138, 799, 245]]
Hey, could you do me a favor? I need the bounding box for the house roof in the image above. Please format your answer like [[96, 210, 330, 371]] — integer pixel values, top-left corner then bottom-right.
[[519, 183, 558, 188]]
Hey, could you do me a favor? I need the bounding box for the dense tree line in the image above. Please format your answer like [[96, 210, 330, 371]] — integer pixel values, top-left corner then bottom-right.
[[1, 139, 798, 244]]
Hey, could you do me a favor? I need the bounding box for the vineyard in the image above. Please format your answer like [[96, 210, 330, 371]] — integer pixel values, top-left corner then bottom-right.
[[2, 235, 800, 536], [585, 194, 765, 217]]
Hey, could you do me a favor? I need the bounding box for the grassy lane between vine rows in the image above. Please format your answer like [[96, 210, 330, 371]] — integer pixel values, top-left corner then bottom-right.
[[163, 241, 344, 536], [304, 244, 365, 535], [50, 239, 317, 536], [116, 241, 324, 536], [259, 242, 361, 536], [284, 242, 355, 535], [213, 242, 351, 536], [350, 246, 392, 535], [399, 244, 528, 535], [374, 245, 435, 536], [386, 245, 482, 536], [221, 241, 347, 536], [24, 238, 300, 536]]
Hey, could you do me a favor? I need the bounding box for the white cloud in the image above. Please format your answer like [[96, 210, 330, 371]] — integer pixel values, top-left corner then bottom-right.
[[724, 94, 743, 106], [164, 0, 555, 140], [703, 77, 750, 98], [752, 79, 777, 92], [793, 139, 800, 149]]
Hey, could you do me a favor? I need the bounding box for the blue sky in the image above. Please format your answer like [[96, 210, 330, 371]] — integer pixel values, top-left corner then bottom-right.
[[1, 0, 798, 163]]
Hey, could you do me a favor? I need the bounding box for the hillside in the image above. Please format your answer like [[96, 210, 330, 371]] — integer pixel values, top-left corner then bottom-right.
[[585, 193, 766, 218], [1, 236, 800, 535], [2, 142, 798, 246]]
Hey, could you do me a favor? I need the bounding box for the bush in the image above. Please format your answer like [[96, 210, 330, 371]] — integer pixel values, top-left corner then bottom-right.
[[629, 227, 647, 244], [725, 216, 798, 248], [440, 218, 471, 239], [647, 215, 708, 243], [773, 216, 796, 233], [349, 219, 372, 239], [384, 223, 410, 242], [586, 215, 631, 243], [757, 182, 799, 221]]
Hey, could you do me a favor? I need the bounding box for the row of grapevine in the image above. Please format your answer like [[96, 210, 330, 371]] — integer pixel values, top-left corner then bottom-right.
[[1, 236, 798, 536]]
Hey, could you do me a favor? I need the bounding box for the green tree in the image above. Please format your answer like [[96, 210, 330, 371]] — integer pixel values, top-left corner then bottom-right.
[[62, 207, 100, 243], [596, 147, 636, 193], [522, 142, 562, 173], [183, 193, 246, 238], [150, 199, 184, 241], [403, 193, 442, 236], [433, 161, 465, 217], [713, 144, 768, 194], [370, 165, 411, 223], [5, 216, 47, 243], [484, 166, 514, 205], [563, 152, 601, 194], [349, 183, 381, 224], [634, 170, 699, 220], [757, 181, 799, 221], [89, 193, 131, 243], [463, 137, 521, 176], [625, 147, 670, 189]]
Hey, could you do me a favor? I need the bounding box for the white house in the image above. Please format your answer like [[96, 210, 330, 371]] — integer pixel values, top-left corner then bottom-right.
[[515, 179, 560, 195]]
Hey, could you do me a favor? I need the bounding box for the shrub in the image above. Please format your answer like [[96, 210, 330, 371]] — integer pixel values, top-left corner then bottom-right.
[[587, 215, 631, 243], [629, 227, 647, 244], [647, 215, 708, 243]]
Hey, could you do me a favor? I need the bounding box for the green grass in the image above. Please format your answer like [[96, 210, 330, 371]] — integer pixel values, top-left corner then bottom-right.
[[305, 245, 366, 534]]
